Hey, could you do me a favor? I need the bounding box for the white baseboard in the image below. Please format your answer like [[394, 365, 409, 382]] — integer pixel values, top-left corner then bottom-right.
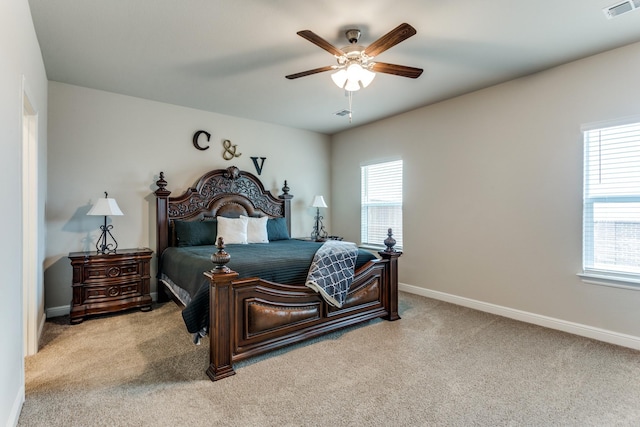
[[46, 292, 159, 319], [399, 283, 640, 351], [37, 312, 46, 351], [46, 305, 69, 318], [7, 384, 24, 427]]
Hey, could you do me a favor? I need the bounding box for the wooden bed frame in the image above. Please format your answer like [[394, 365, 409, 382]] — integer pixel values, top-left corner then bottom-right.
[[154, 166, 401, 381]]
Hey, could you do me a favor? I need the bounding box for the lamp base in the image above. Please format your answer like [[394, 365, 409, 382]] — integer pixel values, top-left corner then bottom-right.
[[96, 218, 118, 254], [311, 208, 328, 242]]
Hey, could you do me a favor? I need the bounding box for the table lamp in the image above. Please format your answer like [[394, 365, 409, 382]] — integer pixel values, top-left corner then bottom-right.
[[311, 195, 328, 242], [87, 192, 124, 254]]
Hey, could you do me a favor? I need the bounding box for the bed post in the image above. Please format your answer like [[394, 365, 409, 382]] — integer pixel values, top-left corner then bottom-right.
[[204, 268, 239, 381], [155, 172, 171, 302], [204, 238, 239, 381], [279, 180, 293, 237], [379, 228, 402, 321]]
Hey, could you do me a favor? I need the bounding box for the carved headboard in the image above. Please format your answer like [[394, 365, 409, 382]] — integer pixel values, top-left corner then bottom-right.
[[154, 166, 293, 257]]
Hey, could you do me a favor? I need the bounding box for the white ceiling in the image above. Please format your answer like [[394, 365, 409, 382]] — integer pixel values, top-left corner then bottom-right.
[[28, 0, 640, 135]]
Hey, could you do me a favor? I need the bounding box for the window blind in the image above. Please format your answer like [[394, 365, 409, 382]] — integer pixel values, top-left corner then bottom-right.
[[583, 122, 640, 277], [361, 160, 403, 248]]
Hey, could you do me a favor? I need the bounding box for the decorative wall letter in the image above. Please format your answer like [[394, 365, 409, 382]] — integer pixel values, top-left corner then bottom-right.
[[251, 157, 266, 175], [192, 130, 211, 150], [221, 139, 241, 160]]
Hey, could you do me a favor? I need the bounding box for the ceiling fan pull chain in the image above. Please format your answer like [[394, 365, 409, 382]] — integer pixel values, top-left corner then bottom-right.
[[348, 90, 353, 123]]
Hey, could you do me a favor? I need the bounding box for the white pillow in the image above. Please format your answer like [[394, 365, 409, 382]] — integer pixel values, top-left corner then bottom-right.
[[241, 215, 269, 243], [216, 216, 248, 244]]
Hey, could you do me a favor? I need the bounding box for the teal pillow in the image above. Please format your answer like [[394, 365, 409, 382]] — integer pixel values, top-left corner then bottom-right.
[[174, 220, 217, 247], [267, 217, 290, 241]]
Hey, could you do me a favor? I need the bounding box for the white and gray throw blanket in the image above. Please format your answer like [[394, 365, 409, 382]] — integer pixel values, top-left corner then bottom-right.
[[305, 240, 358, 308]]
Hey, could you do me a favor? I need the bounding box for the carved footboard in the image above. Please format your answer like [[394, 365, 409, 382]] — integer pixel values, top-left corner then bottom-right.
[[205, 249, 401, 381]]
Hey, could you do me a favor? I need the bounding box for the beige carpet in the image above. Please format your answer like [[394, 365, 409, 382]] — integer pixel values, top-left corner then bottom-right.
[[19, 293, 640, 426]]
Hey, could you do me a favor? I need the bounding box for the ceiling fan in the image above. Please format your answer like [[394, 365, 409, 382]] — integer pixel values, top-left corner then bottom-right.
[[285, 23, 423, 92]]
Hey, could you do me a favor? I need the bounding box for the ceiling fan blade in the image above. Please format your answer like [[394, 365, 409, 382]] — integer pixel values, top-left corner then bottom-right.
[[297, 30, 344, 57], [364, 23, 417, 58], [285, 65, 335, 80], [371, 62, 423, 79]]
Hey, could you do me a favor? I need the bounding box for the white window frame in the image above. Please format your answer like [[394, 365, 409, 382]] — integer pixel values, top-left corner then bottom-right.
[[360, 159, 403, 250], [579, 117, 640, 289]]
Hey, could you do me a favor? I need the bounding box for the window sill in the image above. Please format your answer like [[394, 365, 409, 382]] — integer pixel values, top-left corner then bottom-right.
[[578, 271, 640, 290]]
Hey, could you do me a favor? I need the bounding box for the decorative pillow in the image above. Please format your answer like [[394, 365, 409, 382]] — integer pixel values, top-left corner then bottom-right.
[[267, 217, 290, 241], [174, 220, 217, 247], [241, 215, 269, 243], [216, 216, 249, 244]]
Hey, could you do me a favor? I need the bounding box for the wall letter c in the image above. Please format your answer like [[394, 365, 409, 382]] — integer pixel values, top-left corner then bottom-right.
[[193, 130, 211, 151]]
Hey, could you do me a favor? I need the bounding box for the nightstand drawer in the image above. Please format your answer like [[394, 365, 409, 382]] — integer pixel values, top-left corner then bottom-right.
[[84, 261, 140, 281], [82, 280, 142, 303]]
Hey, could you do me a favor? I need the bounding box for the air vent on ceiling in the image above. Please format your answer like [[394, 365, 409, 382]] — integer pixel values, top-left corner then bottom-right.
[[603, 0, 640, 18], [334, 109, 352, 117]]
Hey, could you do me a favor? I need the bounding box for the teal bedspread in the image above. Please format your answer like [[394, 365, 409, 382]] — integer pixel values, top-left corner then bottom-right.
[[160, 240, 377, 334]]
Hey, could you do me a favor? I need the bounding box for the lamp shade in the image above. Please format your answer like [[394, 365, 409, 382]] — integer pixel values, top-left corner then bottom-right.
[[87, 196, 124, 216], [357, 67, 376, 88], [311, 195, 328, 208], [331, 69, 348, 88]]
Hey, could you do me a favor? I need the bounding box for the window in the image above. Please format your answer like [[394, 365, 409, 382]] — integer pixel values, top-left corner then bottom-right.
[[582, 121, 640, 285], [361, 159, 403, 248]]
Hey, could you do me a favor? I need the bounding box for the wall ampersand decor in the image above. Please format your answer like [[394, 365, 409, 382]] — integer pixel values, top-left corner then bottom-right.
[[222, 139, 242, 160]]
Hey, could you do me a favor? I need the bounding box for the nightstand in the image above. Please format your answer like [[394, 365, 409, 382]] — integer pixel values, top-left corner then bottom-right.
[[68, 248, 153, 324]]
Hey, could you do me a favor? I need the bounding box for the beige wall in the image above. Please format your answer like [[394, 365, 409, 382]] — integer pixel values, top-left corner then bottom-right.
[[45, 82, 330, 310], [331, 41, 640, 341], [1, 0, 48, 425]]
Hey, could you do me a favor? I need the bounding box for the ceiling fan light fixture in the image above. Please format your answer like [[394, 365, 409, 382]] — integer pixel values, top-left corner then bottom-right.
[[332, 62, 376, 91]]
